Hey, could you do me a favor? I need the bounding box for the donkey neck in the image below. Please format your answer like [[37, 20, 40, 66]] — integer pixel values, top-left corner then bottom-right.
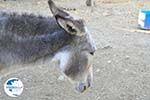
[[0, 12, 76, 64]]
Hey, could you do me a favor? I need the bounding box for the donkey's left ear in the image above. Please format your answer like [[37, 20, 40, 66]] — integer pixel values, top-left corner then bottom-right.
[[48, 0, 86, 36], [48, 0, 69, 17]]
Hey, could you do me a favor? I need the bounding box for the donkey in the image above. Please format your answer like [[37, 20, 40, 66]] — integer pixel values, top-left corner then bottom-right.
[[0, 0, 96, 93]]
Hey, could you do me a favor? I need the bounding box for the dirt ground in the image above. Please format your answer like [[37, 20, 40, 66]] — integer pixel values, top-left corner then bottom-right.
[[0, 0, 150, 100]]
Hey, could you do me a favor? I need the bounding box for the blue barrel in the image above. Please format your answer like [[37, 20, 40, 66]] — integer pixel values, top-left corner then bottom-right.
[[138, 9, 150, 30]]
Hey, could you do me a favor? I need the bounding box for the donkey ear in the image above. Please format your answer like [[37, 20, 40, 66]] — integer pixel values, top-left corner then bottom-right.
[[48, 0, 85, 36], [57, 18, 80, 35], [48, 0, 69, 18]]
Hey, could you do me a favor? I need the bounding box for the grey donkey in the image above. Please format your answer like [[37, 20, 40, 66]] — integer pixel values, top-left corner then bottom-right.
[[0, 0, 96, 93]]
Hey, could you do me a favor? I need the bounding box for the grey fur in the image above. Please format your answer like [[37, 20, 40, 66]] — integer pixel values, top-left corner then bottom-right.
[[0, 0, 96, 93], [0, 12, 76, 66]]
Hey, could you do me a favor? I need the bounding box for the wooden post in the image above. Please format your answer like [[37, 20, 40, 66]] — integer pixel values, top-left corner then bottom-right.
[[86, 0, 93, 6]]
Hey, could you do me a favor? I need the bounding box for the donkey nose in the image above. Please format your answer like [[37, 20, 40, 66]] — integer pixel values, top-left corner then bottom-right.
[[89, 43, 96, 56], [75, 82, 87, 93], [89, 49, 96, 55], [90, 52, 94, 55]]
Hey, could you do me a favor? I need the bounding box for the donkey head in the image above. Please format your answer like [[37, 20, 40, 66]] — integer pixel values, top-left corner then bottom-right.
[[48, 0, 86, 36], [48, 0, 96, 93]]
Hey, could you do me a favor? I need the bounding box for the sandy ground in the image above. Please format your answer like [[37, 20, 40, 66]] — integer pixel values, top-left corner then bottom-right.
[[0, 0, 150, 100]]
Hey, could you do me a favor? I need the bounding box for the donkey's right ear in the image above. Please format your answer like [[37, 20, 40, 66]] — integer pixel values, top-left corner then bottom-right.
[[48, 0, 85, 36]]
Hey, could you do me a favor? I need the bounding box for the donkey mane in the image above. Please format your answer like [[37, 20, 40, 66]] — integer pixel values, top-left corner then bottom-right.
[[0, 12, 63, 37]]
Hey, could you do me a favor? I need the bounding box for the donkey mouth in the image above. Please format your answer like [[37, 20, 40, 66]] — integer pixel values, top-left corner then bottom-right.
[[75, 81, 91, 93]]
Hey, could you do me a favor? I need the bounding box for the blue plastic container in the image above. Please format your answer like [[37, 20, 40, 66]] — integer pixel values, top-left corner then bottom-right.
[[138, 9, 150, 29]]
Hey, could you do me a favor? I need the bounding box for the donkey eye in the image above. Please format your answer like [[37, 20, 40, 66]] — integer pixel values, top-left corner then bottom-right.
[[67, 24, 77, 33]]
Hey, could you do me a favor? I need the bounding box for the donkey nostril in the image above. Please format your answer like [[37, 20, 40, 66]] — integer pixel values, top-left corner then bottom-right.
[[90, 52, 94, 55], [83, 85, 86, 91], [76, 83, 87, 93]]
